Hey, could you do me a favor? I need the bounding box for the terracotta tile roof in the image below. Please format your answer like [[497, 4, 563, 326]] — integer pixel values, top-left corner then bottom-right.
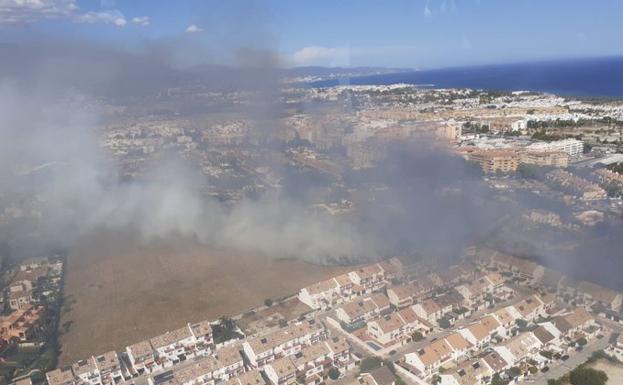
[[444, 332, 472, 351]]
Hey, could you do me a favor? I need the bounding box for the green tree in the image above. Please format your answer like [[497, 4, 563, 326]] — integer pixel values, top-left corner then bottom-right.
[[411, 331, 424, 342], [438, 317, 451, 329], [529, 366, 538, 374], [264, 298, 273, 307], [328, 367, 340, 380], [576, 337, 588, 346], [213, 316, 242, 344], [515, 319, 528, 329], [491, 373, 509, 385], [508, 366, 522, 377], [569, 367, 607, 385], [359, 357, 383, 373]]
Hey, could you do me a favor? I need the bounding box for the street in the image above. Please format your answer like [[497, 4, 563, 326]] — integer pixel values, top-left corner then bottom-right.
[[517, 335, 611, 385]]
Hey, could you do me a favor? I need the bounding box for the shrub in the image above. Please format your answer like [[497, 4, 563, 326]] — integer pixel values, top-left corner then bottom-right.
[[540, 350, 554, 359], [529, 366, 538, 374], [412, 331, 424, 342], [264, 298, 273, 307], [508, 366, 522, 377], [515, 319, 528, 329], [328, 367, 340, 380], [438, 317, 452, 329]]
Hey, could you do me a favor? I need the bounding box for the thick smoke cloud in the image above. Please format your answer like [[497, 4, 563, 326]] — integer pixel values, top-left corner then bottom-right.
[[0, 35, 505, 265], [0, 82, 377, 261]]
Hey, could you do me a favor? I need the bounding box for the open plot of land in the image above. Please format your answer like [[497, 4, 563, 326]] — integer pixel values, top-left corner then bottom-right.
[[58, 232, 350, 365], [237, 297, 314, 335], [589, 360, 623, 384]]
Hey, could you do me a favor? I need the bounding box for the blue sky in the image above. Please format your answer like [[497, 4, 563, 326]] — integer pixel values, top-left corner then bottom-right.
[[1, 0, 622, 69]]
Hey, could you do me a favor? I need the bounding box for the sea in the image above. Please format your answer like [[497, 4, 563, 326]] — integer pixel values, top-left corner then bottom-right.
[[311, 56, 623, 98]]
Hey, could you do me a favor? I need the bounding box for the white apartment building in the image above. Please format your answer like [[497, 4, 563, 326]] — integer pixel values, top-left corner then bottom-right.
[[526, 139, 584, 157]]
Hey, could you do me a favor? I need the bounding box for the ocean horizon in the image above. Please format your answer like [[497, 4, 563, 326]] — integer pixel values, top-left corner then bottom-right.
[[311, 56, 623, 98]]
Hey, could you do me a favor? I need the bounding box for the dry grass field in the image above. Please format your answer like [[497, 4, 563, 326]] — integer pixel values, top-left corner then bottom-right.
[[589, 360, 623, 384], [58, 233, 350, 365]]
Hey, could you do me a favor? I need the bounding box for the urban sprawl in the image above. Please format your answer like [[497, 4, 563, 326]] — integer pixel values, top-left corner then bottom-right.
[[3, 83, 623, 385]]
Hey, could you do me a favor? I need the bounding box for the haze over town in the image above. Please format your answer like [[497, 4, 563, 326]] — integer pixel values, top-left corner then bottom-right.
[[1, 2, 623, 385]]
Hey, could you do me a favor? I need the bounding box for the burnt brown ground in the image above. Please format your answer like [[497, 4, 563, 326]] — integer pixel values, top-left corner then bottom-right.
[[58, 232, 350, 365]]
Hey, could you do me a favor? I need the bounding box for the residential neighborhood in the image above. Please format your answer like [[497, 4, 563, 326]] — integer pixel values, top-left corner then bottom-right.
[[27, 248, 623, 385]]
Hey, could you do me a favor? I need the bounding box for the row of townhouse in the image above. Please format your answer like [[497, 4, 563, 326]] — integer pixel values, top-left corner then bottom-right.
[[148, 344, 245, 385], [458, 314, 506, 350], [335, 293, 391, 328], [401, 293, 564, 381], [576, 281, 623, 313], [263, 337, 353, 385], [366, 307, 433, 346], [146, 324, 353, 385], [492, 332, 542, 369], [454, 272, 513, 309], [429, 263, 478, 289], [476, 248, 623, 312], [46, 351, 124, 385], [298, 258, 404, 310], [386, 282, 431, 309], [476, 250, 545, 283], [418, 307, 598, 384], [242, 321, 328, 368], [438, 356, 496, 385], [509, 294, 553, 322], [409, 273, 509, 328], [148, 333, 352, 385], [460, 293, 555, 347], [412, 296, 457, 325], [126, 320, 214, 375], [403, 332, 473, 378]]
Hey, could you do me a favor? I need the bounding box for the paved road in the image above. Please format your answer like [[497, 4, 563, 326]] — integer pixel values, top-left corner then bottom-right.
[[517, 336, 611, 385]]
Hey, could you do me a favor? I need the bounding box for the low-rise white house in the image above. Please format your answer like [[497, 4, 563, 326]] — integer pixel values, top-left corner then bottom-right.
[[349, 264, 386, 293], [126, 340, 158, 374], [492, 332, 542, 367], [438, 358, 492, 385], [298, 279, 341, 310], [94, 351, 125, 385], [150, 327, 197, 368], [404, 339, 453, 378], [335, 293, 390, 326], [242, 322, 327, 368], [72, 357, 101, 385]]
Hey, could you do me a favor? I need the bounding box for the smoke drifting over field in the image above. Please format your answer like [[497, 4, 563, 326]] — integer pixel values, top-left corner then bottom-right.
[[0, 34, 501, 264]]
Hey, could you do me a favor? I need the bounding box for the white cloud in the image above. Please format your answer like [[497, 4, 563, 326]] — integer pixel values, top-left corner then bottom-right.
[[461, 35, 472, 50], [423, 5, 432, 17], [185, 24, 203, 33], [440, 0, 457, 12], [0, 0, 75, 23], [291, 46, 349, 66], [75, 10, 126, 26], [132, 16, 149, 26], [0, 0, 128, 26]]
